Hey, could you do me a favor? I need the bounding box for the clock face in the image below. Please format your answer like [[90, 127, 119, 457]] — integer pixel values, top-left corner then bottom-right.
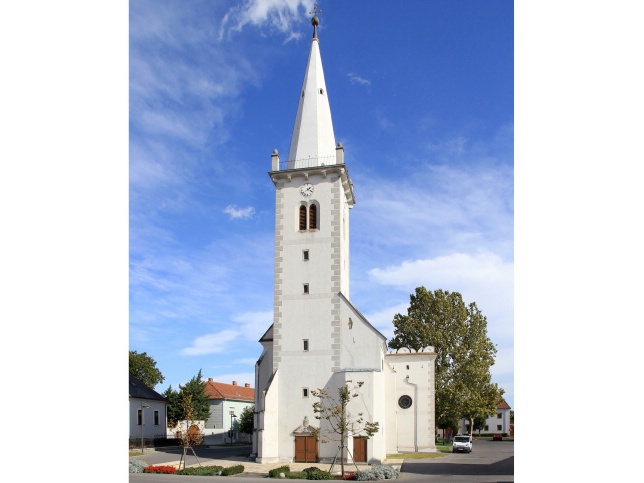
[[300, 183, 314, 196]]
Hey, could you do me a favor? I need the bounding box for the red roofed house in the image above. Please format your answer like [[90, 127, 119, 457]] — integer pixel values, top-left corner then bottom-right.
[[204, 378, 255, 444], [459, 399, 512, 435]]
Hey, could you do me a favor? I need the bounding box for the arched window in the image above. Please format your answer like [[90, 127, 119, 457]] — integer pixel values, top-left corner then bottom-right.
[[309, 204, 317, 230], [299, 206, 307, 230]]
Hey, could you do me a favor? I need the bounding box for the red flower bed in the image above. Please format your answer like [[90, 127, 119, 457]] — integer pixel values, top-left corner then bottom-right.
[[143, 465, 177, 474], [342, 473, 355, 480]]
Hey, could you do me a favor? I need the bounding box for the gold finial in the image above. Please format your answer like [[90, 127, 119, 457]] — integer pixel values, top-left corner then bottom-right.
[[310, 3, 321, 38]]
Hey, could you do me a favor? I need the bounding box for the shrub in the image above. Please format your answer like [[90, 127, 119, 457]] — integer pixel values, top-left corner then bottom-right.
[[354, 469, 379, 481], [303, 466, 321, 474], [371, 465, 399, 479], [221, 464, 245, 476], [307, 469, 334, 480], [128, 460, 147, 473], [269, 465, 291, 478], [177, 465, 224, 476], [143, 465, 177, 474]]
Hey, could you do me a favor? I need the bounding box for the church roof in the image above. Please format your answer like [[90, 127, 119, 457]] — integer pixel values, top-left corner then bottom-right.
[[129, 375, 167, 402], [286, 21, 336, 169], [205, 379, 255, 402]]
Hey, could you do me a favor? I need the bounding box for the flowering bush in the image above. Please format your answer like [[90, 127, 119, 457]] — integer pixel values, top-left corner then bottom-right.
[[143, 465, 177, 474], [342, 473, 355, 480]]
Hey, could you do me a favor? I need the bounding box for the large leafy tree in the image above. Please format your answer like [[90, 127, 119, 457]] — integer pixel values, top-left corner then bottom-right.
[[388, 287, 503, 433], [129, 350, 164, 389]]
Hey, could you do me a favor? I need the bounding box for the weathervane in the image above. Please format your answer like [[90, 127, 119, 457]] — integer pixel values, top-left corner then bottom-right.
[[310, 3, 321, 39]]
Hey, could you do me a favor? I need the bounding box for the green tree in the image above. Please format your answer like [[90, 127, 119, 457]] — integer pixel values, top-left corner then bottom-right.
[[388, 287, 503, 434], [473, 415, 487, 435], [311, 381, 379, 477], [239, 405, 254, 435], [129, 350, 164, 389], [178, 369, 210, 421], [165, 370, 210, 428], [163, 385, 182, 427]]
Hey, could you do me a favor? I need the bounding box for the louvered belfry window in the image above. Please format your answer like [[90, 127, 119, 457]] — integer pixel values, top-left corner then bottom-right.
[[309, 204, 317, 229], [299, 205, 307, 230]]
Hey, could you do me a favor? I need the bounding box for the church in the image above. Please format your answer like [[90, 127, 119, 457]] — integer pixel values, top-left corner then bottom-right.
[[252, 13, 437, 464]]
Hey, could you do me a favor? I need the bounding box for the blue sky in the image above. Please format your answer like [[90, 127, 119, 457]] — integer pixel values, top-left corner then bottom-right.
[[4, 1, 644, 479], [129, 0, 515, 409]]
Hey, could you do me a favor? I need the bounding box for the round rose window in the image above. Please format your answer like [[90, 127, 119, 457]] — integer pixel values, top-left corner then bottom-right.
[[398, 395, 412, 409]]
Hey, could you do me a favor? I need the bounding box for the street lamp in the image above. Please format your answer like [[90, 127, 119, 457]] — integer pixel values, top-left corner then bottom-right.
[[229, 409, 237, 444], [140, 402, 150, 454]]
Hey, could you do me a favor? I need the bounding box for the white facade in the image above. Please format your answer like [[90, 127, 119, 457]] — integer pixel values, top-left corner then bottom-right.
[[460, 405, 511, 435], [253, 19, 437, 465], [129, 397, 167, 441]]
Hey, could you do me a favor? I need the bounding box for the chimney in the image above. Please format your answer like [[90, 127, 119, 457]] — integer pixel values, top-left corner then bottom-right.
[[232, 381, 237, 386], [245, 383, 250, 388], [208, 378, 213, 382]]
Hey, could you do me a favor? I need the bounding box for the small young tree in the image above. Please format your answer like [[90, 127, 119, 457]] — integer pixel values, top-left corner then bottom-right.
[[239, 405, 254, 436], [173, 393, 204, 470], [473, 415, 487, 435], [311, 381, 379, 477]]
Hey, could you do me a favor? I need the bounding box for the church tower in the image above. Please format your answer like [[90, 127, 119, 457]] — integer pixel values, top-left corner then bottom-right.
[[253, 11, 437, 465]]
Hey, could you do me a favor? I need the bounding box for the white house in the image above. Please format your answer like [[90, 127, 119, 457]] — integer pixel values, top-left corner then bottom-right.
[[204, 379, 255, 444], [129, 375, 167, 445], [252, 15, 437, 465], [460, 400, 512, 435]]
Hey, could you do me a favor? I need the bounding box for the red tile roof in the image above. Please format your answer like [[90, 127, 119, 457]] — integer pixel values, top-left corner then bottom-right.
[[497, 399, 511, 409], [205, 379, 255, 403]]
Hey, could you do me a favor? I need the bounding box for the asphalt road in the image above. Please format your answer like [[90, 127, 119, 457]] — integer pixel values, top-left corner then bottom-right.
[[130, 444, 252, 468], [129, 439, 513, 482], [399, 438, 514, 483]]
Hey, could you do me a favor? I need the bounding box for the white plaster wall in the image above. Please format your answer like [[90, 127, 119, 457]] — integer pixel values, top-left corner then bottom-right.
[[129, 398, 167, 440], [339, 299, 384, 371], [385, 351, 437, 453]]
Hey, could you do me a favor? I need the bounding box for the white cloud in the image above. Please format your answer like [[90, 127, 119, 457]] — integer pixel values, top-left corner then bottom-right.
[[348, 73, 371, 86], [363, 302, 409, 330], [224, 204, 256, 219], [182, 329, 240, 355], [232, 310, 273, 340], [220, 0, 308, 39], [368, 251, 514, 341]]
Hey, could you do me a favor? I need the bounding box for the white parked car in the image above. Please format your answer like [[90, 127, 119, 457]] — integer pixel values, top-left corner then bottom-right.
[[452, 435, 473, 453]]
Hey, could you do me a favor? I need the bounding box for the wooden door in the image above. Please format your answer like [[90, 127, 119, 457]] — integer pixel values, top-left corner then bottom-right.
[[353, 437, 367, 462], [295, 436, 318, 463]]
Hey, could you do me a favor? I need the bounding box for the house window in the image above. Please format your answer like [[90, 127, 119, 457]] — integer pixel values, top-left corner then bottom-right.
[[319, 88, 324, 95], [497, 425, 502, 431], [497, 413, 502, 419], [303, 249, 309, 261], [303, 283, 309, 294], [299, 206, 307, 230], [484, 425, 488, 431], [303, 339, 309, 351], [137, 409, 142, 426], [302, 388, 309, 397], [154, 410, 159, 425], [309, 204, 317, 229]]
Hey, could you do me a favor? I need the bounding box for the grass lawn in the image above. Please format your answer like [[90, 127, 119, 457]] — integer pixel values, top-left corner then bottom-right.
[[387, 453, 446, 459], [129, 451, 143, 457]]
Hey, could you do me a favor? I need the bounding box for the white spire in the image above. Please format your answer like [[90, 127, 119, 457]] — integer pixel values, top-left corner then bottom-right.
[[286, 34, 337, 169]]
